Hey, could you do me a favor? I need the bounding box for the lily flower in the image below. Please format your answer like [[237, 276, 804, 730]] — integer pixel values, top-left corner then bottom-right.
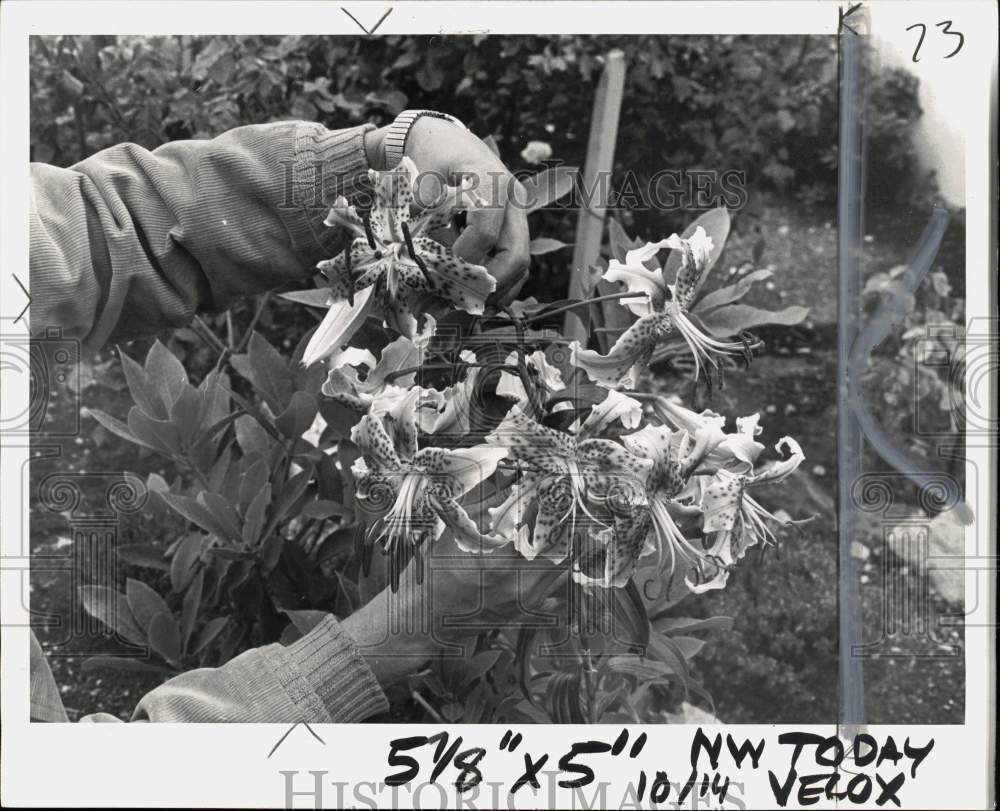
[[302, 158, 497, 364], [322, 316, 436, 411], [486, 392, 652, 567], [572, 227, 752, 387], [654, 397, 765, 472], [496, 349, 565, 404], [598, 422, 726, 589], [350, 389, 508, 580], [691, 436, 809, 592]]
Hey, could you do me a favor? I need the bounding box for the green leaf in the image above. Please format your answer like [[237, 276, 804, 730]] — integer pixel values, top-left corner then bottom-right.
[[333, 572, 360, 616], [170, 532, 204, 593], [232, 332, 294, 413], [235, 415, 272, 458], [259, 533, 284, 574], [144, 340, 188, 410], [79, 586, 145, 646], [119, 348, 167, 419], [145, 472, 171, 517], [272, 469, 313, 525], [161, 493, 234, 541], [241, 483, 270, 545], [548, 671, 585, 723], [441, 702, 464, 722], [147, 611, 182, 665], [510, 698, 552, 724], [300, 499, 349, 520], [521, 166, 577, 214], [198, 368, 231, 431], [238, 458, 270, 516], [181, 570, 204, 653], [81, 656, 174, 675], [198, 491, 243, 541], [316, 525, 357, 563], [697, 303, 810, 336], [647, 631, 692, 696], [116, 544, 170, 572], [694, 269, 773, 313], [125, 578, 171, 633], [207, 446, 233, 493], [613, 579, 652, 649], [671, 635, 706, 659], [206, 548, 257, 561], [277, 289, 332, 308], [463, 650, 502, 686], [127, 407, 182, 455], [275, 391, 318, 440], [515, 626, 539, 703], [87, 408, 145, 448], [663, 208, 731, 281], [653, 615, 734, 635], [190, 617, 229, 655], [282, 609, 328, 637], [170, 383, 204, 447], [608, 218, 643, 263], [528, 237, 570, 255], [605, 655, 675, 683]]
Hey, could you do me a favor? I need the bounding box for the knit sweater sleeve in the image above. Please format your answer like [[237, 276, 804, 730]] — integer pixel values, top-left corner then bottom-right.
[[29, 121, 374, 348], [126, 616, 388, 723]]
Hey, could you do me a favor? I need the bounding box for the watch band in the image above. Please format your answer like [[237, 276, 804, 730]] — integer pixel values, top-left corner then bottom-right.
[[382, 110, 466, 168]]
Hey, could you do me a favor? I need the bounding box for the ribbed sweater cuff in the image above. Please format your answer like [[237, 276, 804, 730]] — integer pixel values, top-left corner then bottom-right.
[[286, 615, 389, 723], [291, 122, 375, 257]]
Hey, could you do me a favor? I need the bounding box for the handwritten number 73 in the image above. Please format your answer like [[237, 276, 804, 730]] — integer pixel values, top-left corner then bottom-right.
[[907, 21, 965, 62]]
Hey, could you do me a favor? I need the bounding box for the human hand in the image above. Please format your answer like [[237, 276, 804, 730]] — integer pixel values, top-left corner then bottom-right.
[[365, 117, 530, 305], [341, 531, 566, 688]]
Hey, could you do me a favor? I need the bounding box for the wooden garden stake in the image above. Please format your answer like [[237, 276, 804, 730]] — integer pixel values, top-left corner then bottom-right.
[[564, 49, 626, 342]]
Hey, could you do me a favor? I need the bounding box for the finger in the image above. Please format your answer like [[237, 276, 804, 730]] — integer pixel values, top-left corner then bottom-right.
[[451, 165, 512, 264], [427, 225, 456, 248], [486, 197, 530, 305]]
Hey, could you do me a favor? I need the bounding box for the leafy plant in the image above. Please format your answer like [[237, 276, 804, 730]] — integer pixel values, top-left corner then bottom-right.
[[77, 161, 809, 724], [50, 34, 828, 723]]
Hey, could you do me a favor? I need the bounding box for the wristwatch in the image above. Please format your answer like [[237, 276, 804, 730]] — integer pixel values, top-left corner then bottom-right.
[[382, 110, 467, 168]]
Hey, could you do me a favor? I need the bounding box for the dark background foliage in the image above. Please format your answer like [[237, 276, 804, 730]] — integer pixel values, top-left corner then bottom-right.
[[30, 34, 939, 300]]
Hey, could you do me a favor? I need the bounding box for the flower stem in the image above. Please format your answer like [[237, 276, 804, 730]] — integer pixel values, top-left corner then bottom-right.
[[410, 689, 445, 723], [522, 291, 643, 325], [383, 362, 519, 384]]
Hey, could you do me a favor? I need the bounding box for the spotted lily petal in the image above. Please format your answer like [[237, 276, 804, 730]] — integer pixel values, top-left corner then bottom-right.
[[486, 404, 575, 470], [411, 237, 497, 315], [351, 412, 404, 471], [699, 469, 744, 533], [603, 507, 654, 587], [570, 312, 669, 388], [415, 445, 508, 498], [370, 157, 419, 243], [529, 476, 574, 563], [671, 226, 714, 309]]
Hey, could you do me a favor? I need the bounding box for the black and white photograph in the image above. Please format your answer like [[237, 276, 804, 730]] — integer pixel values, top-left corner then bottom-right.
[[2, 2, 996, 809]]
